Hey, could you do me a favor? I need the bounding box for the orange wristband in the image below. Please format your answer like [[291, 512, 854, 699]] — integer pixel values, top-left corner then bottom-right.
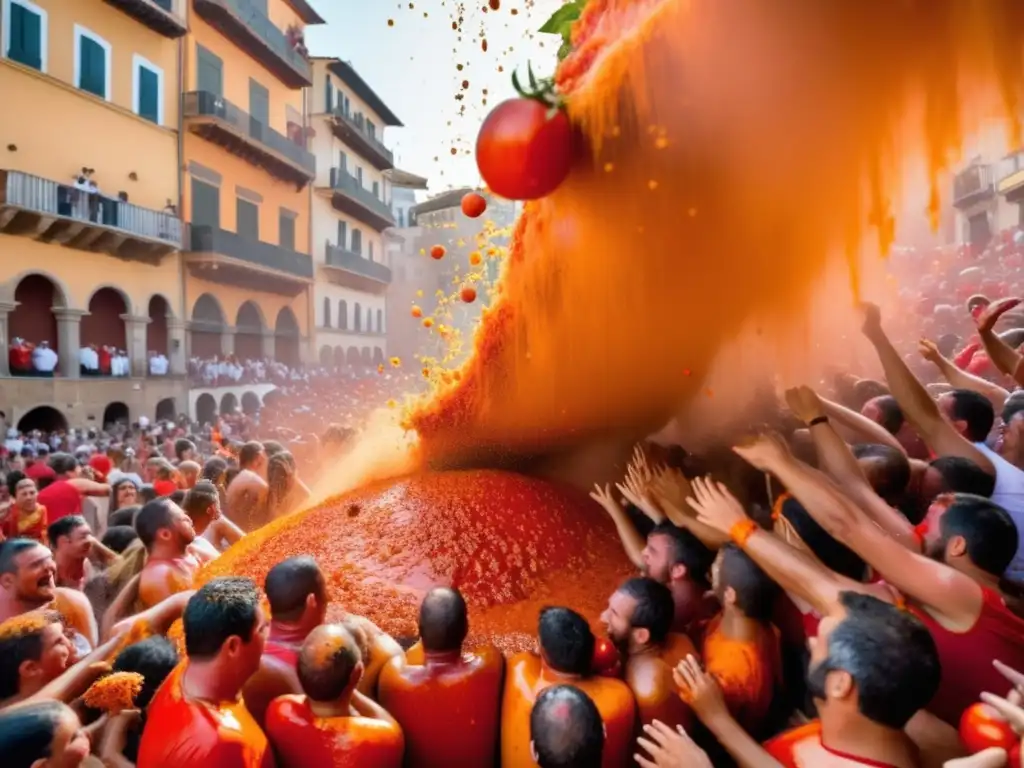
[[730, 519, 759, 547]]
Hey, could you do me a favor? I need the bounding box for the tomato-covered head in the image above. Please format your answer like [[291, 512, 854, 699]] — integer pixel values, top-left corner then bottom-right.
[[915, 493, 1017, 577], [601, 577, 673, 655]]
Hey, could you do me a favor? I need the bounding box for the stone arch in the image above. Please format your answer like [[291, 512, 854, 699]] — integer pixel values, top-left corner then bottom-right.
[[8, 274, 67, 371], [333, 345, 344, 367], [81, 287, 129, 356], [102, 401, 130, 428], [241, 391, 262, 415], [190, 293, 225, 358], [361, 346, 371, 365], [338, 300, 348, 331], [195, 393, 217, 424], [322, 297, 332, 328], [155, 397, 177, 421], [373, 347, 385, 365], [17, 405, 68, 433], [274, 306, 300, 366], [147, 295, 172, 358], [319, 345, 332, 366], [346, 345, 360, 367], [220, 392, 238, 415], [235, 301, 266, 361]]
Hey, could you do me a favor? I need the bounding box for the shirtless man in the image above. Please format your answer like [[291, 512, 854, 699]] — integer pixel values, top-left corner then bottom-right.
[[379, 587, 504, 766], [181, 480, 244, 555], [502, 606, 636, 768], [225, 442, 269, 532], [265, 624, 404, 768], [530, 685, 605, 768], [0, 539, 96, 653], [243, 556, 327, 728], [136, 498, 214, 609], [602, 577, 695, 731], [47, 515, 117, 591]]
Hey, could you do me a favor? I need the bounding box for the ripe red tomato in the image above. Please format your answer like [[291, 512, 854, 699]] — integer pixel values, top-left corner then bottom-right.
[[960, 703, 1018, 754], [430, 245, 446, 260], [592, 637, 620, 675], [461, 192, 487, 218], [410, 305, 422, 318], [460, 286, 477, 303], [476, 98, 573, 200]]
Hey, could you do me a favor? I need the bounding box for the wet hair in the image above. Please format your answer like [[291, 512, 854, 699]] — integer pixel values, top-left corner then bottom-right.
[[0, 700, 70, 765], [113, 636, 179, 710], [530, 685, 604, 768], [853, 380, 890, 408], [107, 505, 140, 529], [297, 627, 361, 703], [264, 556, 325, 622], [173, 439, 196, 461], [779, 497, 866, 581], [182, 577, 261, 659], [138, 484, 157, 504], [929, 456, 996, 498], [1002, 391, 1024, 425], [851, 444, 911, 501], [5, 470, 27, 497], [718, 544, 779, 622], [940, 494, 1019, 576], [262, 440, 287, 457], [821, 592, 940, 728], [46, 516, 88, 547], [0, 610, 62, 699], [617, 577, 674, 645], [538, 607, 594, 676], [946, 389, 995, 443], [47, 453, 77, 476], [418, 587, 468, 653], [201, 457, 228, 486], [135, 498, 176, 549], [649, 522, 714, 587], [866, 396, 904, 436], [238, 441, 265, 469], [101, 525, 139, 554], [168, 489, 186, 506], [0, 538, 43, 575], [182, 480, 219, 520]]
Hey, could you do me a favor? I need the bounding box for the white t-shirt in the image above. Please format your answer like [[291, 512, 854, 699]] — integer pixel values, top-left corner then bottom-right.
[[975, 442, 1024, 582]]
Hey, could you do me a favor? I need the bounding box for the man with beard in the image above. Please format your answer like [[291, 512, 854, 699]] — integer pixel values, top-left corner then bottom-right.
[[601, 577, 695, 731], [136, 498, 213, 609], [48, 515, 117, 592], [675, 591, 940, 767], [0, 539, 96, 652]]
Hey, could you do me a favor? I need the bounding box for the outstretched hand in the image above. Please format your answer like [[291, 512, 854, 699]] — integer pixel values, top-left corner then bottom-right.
[[635, 720, 713, 768], [860, 302, 884, 339], [785, 386, 825, 425], [976, 298, 1022, 335], [674, 654, 729, 724], [732, 431, 791, 472], [685, 476, 749, 535], [918, 338, 943, 365]]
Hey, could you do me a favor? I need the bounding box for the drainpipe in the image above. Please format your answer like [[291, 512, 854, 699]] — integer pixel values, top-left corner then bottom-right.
[[304, 78, 315, 365], [176, 23, 188, 384]]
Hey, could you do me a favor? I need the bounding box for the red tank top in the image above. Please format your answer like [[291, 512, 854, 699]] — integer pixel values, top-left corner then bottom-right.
[[911, 588, 1024, 725], [263, 639, 300, 669], [38, 480, 81, 523]]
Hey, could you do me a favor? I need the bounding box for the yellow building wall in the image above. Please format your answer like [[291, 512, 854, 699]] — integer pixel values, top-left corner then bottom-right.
[[267, 0, 304, 43], [184, 274, 309, 334], [185, 14, 304, 137]]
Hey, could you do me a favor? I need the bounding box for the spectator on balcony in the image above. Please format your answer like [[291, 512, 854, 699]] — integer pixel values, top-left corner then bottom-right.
[[32, 341, 57, 377], [79, 345, 99, 377], [149, 351, 169, 376], [8, 338, 32, 375], [112, 349, 130, 377]]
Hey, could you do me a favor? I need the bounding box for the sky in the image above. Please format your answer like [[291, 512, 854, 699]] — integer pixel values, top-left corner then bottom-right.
[[305, 0, 565, 196]]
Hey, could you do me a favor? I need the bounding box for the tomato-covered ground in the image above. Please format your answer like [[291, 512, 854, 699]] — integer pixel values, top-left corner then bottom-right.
[[199, 470, 634, 653]]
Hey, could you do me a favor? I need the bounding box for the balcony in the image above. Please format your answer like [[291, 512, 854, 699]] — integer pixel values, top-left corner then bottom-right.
[[952, 163, 995, 209], [998, 151, 1024, 199], [186, 225, 313, 296], [183, 92, 315, 187], [193, 0, 312, 87], [322, 242, 392, 291], [0, 170, 181, 262], [319, 168, 395, 232], [326, 109, 394, 171], [102, 0, 187, 38]]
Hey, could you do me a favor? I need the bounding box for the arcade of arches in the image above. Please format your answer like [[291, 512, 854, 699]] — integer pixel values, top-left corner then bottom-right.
[[11, 396, 180, 435], [188, 294, 304, 367], [318, 345, 386, 368], [2, 273, 184, 378]]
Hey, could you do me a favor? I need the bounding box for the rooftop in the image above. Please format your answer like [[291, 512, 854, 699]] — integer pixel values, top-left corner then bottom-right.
[[410, 187, 476, 217], [314, 57, 403, 127], [284, 0, 325, 24], [384, 168, 429, 190]]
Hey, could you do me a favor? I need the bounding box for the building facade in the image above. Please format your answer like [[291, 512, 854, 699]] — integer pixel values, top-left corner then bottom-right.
[[308, 57, 400, 369], [385, 168, 428, 363], [0, 0, 188, 431]]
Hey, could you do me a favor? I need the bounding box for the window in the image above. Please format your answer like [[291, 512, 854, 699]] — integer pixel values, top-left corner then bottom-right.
[[338, 151, 347, 173], [236, 198, 260, 240], [351, 229, 362, 254], [354, 302, 362, 332], [74, 25, 111, 100], [397, 209, 405, 228], [249, 79, 270, 127], [366, 119, 376, 139], [337, 220, 347, 249], [196, 44, 223, 96], [323, 298, 331, 328], [279, 210, 295, 251], [324, 75, 333, 112], [338, 300, 348, 330], [365, 307, 372, 331], [133, 55, 164, 125], [190, 179, 220, 228], [369, 242, 374, 261], [4, 0, 46, 71], [356, 167, 364, 186], [372, 181, 380, 198], [376, 310, 383, 333]]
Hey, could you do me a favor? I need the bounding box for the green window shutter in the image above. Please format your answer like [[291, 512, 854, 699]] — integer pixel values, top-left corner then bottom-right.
[[79, 36, 106, 98], [138, 67, 159, 123], [279, 212, 295, 251], [9, 5, 42, 70]]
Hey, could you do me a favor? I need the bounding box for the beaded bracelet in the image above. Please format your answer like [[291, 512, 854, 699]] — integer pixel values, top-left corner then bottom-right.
[[730, 518, 759, 547]]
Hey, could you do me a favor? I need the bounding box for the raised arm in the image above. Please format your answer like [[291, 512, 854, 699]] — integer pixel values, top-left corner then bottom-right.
[[819, 398, 906, 454], [68, 478, 112, 497], [10, 634, 123, 709], [591, 484, 646, 568], [919, 339, 1009, 414], [976, 298, 1024, 384], [861, 303, 994, 474], [735, 437, 982, 631]]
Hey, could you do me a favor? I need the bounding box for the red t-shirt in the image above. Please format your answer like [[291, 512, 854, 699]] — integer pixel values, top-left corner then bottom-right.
[[37, 480, 81, 523], [137, 663, 274, 768]]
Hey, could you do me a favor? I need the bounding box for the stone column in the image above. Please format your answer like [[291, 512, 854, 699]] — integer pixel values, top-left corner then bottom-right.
[[0, 301, 18, 376], [261, 329, 275, 359], [54, 309, 87, 379], [168, 318, 187, 376], [120, 314, 151, 378], [221, 326, 236, 356]]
